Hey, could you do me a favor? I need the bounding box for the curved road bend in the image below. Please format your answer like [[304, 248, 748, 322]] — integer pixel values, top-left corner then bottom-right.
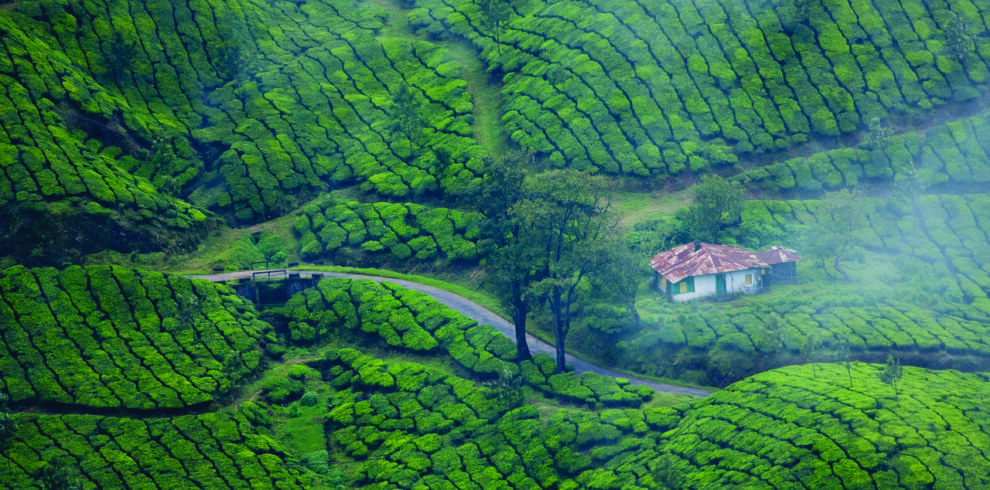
[[185, 270, 713, 397]]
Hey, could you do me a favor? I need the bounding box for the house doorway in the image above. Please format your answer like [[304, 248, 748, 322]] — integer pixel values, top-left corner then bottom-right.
[[716, 273, 726, 295]]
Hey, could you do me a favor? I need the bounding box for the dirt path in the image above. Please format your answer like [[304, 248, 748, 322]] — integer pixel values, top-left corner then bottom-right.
[[185, 270, 713, 397]]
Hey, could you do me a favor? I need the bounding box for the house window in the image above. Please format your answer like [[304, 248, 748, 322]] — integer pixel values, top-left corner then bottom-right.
[[745, 274, 752, 285], [677, 277, 695, 294]]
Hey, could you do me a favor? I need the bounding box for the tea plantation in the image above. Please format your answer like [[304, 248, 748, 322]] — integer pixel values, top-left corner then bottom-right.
[[293, 197, 483, 264], [4, 0, 990, 486], [622, 190, 990, 385], [661, 363, 990, 489], [2, 411, 316, 488], [0, 265, 271, 409]]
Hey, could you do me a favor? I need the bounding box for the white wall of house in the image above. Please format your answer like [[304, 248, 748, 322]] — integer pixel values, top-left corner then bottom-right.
[[670, 274, 715, 302], [725, 269, 762, 295], [670, 268, 763, 302]]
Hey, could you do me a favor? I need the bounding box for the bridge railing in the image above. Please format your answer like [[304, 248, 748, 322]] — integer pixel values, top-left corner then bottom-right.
[[252, 269, 287, 281]]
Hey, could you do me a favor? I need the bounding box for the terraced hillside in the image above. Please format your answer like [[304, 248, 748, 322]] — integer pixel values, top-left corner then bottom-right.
[[623, 191, 990, 385], [661, 363, 990, 489], [3, 0, 990, 486], [0, 265, 272, 409], [293, 196, 483, 264], [2, 411, 315, 488], [0, 0, 484, 229], [410, 0, 990, 176], [2, 270, 989, 488], [4, 0, 990, 232]]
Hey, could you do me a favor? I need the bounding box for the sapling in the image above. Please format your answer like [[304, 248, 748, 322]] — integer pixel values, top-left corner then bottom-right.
[[879, 355, 903, 401]]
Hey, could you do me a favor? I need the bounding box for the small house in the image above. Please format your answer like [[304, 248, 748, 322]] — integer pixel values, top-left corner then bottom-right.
[[650, 242, 801, 302], [756, 245, 802, 286]]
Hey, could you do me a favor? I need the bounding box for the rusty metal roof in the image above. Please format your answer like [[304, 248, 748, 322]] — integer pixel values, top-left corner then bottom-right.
[[755, 245, 803, 265], [650, 242, 768, 283]]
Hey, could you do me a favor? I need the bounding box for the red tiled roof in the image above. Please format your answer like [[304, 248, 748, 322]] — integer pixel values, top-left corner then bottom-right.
[[755, 245, 803, 265], [650, 242, 768, 284]]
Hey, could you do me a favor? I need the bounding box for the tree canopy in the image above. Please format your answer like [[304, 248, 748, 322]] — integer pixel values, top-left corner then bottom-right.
[[512, 169, 631, 372], [682, 174, 745, 244]]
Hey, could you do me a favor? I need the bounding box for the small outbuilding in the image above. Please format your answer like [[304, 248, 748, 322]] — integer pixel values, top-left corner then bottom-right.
[[650, 242, 801, 302], [756, 245, 803, 286]]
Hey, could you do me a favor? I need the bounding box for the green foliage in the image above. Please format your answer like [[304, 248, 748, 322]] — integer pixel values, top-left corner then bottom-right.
[[294, 197, 483, 265], [519, 355, 650, 407], [627, 191, 990, 386], [263, 377, 306, 404], [1, 412, 314, 488], [660, 364, 990, 488], [0, 265, 271, 409], [0, 0, 483, 225], [323, 346, 668, 488], [278, 277, 516, 376], [681, 174, 744, 243], [411, 0, 989, 180], [878, 355, 903, 400], [516, 169, 633, 373], [738, 110, 990, 196]]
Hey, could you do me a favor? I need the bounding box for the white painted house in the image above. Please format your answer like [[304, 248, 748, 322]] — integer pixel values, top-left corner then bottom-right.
[[650, 242, 801, 302]]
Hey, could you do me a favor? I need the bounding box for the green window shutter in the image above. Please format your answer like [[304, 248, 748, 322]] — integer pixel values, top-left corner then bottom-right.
[[687, 276, 695, 293]]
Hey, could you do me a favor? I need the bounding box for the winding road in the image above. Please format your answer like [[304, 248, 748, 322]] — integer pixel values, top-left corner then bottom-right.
[[185, 270, 713, 397]]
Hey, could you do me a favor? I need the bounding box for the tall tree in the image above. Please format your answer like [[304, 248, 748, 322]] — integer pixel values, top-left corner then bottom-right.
[[478, 0, 514, 66], [945, 11, 974, 62], [682, 174, 744, 244], [803, 333, 822, 378], [879, 355, 903, 401], [515, 169, 625, 373], [34, 458, 81, 490], [806, 189, 864, 281], [480, 153, 534, 360], [838, 339, 854, 388], [390, 83, 425, 159]]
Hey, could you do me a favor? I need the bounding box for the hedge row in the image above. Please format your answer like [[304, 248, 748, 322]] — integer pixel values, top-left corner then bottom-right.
[[661, 363, 990, 489], [520, 353, 653, 408], [410, 0, 990, 176], [0, 265, 272, 409], [1, 0, 484, 223], [0, 2, 212, 215], [737, 109, 990, 194], [0, 16, 212, 260], [196, 15, 485, 219], [280, 278, 651, 408], [293, 197, 482, 263], [278, 277, 518, 376], [741, 194, 990, 306], [324, 347, 682, 488], [0, 410, 314, 489]]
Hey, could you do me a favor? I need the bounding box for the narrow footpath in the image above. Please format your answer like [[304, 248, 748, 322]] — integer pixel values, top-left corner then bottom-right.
[[185, 270, 713, 397]]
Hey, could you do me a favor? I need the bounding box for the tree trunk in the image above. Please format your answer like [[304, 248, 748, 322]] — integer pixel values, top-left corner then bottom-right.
[[552, 289, 568, 373], [511, 282, 531, 361], [496, 25, 503, 67], [834, 255, 852, 282], [554, 320, 566, 373]]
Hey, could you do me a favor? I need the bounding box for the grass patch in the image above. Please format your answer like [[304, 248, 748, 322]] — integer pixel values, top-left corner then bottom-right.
[[273, 388, 330, 457], [612, 189, 691, 229]]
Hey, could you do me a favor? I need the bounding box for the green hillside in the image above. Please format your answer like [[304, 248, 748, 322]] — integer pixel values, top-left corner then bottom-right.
[[3, 0, 990, 486], [661, 363, 990, 488], [3, 411, 316, 488], [0, 265, 272, 409]]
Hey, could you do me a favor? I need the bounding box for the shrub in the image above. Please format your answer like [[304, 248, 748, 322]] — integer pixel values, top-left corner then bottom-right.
[[299, 391, 320, 406]]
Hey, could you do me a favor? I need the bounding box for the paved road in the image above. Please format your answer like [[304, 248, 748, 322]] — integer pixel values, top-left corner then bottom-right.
[[185, 270, 713, 397]]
